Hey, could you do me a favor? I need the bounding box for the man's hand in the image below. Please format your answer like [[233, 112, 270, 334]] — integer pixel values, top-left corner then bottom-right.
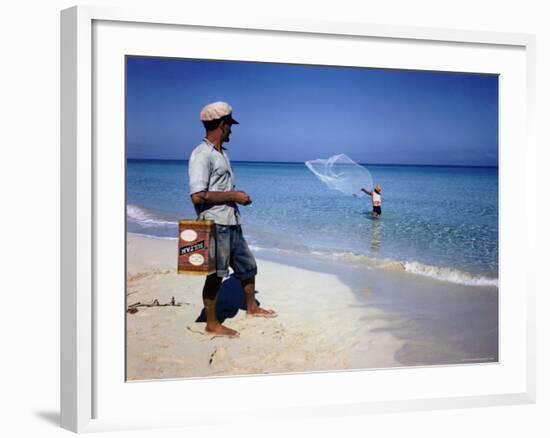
[[234, 191, 252, 205]]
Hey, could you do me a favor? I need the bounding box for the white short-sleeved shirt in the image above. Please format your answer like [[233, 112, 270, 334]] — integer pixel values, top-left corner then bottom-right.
[[188, 138, 241, 225]]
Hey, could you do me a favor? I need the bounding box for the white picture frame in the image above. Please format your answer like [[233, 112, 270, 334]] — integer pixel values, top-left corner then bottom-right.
[[60, 4, 536, 433]]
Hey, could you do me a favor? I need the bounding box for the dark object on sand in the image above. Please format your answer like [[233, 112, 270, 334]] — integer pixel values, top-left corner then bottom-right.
[[126, 296, 183, 314]]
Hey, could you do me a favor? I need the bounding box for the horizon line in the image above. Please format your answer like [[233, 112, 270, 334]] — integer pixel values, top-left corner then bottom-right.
[[126, 157, 498, 168]]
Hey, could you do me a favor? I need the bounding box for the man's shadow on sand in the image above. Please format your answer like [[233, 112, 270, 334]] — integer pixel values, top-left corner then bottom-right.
[[195, 275, 261, 323]]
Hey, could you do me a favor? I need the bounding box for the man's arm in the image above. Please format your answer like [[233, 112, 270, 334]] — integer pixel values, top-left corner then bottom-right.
[[191, 191, 251, 206], [361, 188, 372, 196]]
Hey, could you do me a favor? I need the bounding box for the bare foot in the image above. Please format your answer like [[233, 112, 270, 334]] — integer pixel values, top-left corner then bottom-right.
[[205, 323, 239, 337], [246, 307, 278, 318]]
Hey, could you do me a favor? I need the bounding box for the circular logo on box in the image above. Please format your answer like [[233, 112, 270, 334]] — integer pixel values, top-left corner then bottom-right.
[[189, 253, 204, 266], [180, 229, 198, 242]]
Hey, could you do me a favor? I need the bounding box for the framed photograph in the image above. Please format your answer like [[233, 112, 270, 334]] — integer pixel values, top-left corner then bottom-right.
[[61, 5, 536, 433]]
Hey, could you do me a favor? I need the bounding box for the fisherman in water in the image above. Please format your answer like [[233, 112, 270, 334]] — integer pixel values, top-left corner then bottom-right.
[[361, 184, 383, 218]]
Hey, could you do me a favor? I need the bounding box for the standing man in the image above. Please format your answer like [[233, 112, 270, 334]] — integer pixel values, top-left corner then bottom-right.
[[188, 101, 277, 337]]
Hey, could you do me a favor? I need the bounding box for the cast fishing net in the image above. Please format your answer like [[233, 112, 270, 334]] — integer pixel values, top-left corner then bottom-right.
[[305, 154, 373, 196]]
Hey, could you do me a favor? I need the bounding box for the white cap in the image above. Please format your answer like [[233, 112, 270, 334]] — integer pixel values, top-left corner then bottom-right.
[[199, 101, 239, 124]]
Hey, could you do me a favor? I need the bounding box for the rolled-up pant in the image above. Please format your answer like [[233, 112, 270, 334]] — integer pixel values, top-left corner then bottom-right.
[[214, 224, 257, 280]]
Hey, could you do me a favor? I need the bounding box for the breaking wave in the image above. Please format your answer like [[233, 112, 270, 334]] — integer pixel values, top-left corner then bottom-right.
[[276, 247, 498, 287], [126, 204, 177, 228]]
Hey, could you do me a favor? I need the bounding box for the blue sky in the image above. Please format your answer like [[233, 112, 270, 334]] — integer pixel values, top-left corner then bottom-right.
[[126, 56, 498, 166]]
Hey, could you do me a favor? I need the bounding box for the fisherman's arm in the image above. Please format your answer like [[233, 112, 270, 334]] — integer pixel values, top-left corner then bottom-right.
[[191, 191, 251, 206], [361, 188, 372, 196]]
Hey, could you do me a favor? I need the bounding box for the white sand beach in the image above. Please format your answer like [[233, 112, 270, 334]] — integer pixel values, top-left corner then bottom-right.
[[126, 233, 498, 381]]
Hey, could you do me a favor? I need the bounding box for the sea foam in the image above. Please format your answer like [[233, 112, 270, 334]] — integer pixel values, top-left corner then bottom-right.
[[127, 204, 177, 228], [314, 249, 498, 287], [402, 261, 498, 287]]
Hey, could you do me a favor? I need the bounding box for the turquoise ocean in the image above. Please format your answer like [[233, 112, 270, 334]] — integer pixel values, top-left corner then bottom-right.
[[127, 159, 498, 287]]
